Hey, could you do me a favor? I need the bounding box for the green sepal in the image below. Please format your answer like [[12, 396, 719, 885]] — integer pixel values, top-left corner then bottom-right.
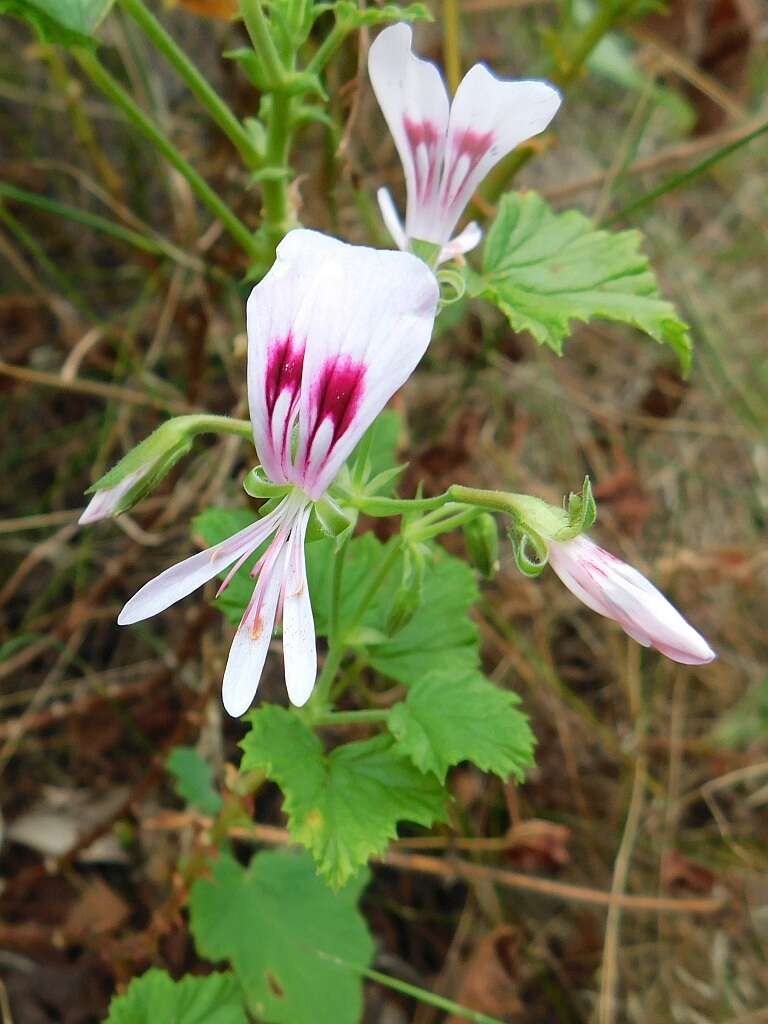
[[462, 512, 500, 578], [509, 528, 549, 578], [242, 466, 293, 500], [410, 238, 442, 268], [312, 496, 357, 551], [558, 475, 597, 541], [437, 267, 467, 308]]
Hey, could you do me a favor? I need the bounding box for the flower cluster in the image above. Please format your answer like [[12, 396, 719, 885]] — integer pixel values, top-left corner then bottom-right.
[[80, 24, 714, 718]]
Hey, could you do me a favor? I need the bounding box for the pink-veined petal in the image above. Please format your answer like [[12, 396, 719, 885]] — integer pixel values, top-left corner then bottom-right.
[[549, 536, 715, 665], [117, 500, 288, 625], [440, 65, 560, 237], [222, 544, 287, 717], [290, 236, 439, 497], [437, 221, 482, 264], [246, 231, 343, 483], [368, 23, 450, 244], [377, 187, 409, 252], [281, 506, 316, 707]]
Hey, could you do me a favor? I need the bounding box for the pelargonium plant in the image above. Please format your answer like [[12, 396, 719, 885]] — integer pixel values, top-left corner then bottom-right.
[[9, 0, 715, 1019]]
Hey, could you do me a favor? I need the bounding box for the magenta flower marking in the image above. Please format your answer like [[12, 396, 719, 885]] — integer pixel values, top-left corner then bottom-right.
[[265, 333, 305, 417], [403, 116, 442, 204], [113, 229, 439, 717], [441, 127, 495, 209], [310, 356, 366, 449]]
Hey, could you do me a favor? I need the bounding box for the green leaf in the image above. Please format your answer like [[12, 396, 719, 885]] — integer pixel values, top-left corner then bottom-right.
[[240, 707, 449, 888], [388, 669, 535, 782], [167, 746, 222, 817], [366, 544, 480, 683], [474, 191, 691, 371], [104, 969, 245, 1024], [189, 849, 373, 1024], [0, 0, 114, 46], [306, 536, 480, 682]]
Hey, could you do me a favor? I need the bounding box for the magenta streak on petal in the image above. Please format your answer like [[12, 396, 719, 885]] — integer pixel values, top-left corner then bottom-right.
[[264, 333, 305, 469], [302, 355, 366, 490], [244, 514, 295, 638], [403, 116, 442, 204], [440, 127, 494, 208]]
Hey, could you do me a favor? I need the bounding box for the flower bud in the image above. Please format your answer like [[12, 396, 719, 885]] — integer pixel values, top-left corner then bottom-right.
[[548, 535, 715, 665], [79, 421, 193, 525], [463, 513, 499, 578], [385, 547, 426, 636]]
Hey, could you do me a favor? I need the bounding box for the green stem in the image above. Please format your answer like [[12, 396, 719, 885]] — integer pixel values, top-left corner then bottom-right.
[[261, 91, 295, 252], [306, 22, 347, 74], [119, 0, 262, 169], [240, 0, 287, 88], [180, 414, 254, 439], [74, 49, 260, 259], [409, 506, 480, 542], [349, 492, 452, 517]]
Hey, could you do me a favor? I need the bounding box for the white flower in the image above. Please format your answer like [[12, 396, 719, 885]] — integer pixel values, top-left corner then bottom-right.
[[117, 230, 439, 714], [548, 535, 715, 665], [368, 23, 561, 263]]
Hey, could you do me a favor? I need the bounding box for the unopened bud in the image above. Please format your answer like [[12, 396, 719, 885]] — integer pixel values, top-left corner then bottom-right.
[[462, 513, 499, 578], [79, 421, 193, 524], [385, 547, 426, 635]]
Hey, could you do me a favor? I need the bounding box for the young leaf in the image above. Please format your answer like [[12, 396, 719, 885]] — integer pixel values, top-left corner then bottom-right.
[[0, 0, 114, 46], [167, 746, 222, 816], [388, 669, 535, 782], [189, 850, 373, 1024], [240, 706, 449, 888], [104, 969, 245, 1024], [472, 191, 691, 371]]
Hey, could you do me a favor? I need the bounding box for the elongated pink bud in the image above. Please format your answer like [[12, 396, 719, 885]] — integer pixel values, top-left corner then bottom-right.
[[548, 536, 715, 665]]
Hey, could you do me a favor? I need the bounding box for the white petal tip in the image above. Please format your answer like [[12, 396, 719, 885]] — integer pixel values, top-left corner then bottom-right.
[[222, 691, 255, 718]]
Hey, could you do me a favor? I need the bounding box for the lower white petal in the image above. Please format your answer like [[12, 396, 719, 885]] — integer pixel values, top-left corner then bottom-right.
[[222, 548, 286, 717], [118, 506, 286, 625], [281, 508, 316, 707], [377, 187, 409, 252], [438, 221, 482, 264]]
